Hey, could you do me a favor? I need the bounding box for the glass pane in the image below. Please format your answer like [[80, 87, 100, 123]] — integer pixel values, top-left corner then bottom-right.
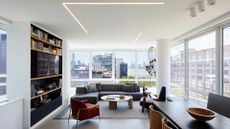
[[92, 52, 112, 78], [188, 32, 216, 101], [138, 81, 156, 88], [170, 44, 185, 96], [223, 27, 230, 97], [188, 91, 207, 102], [0, 29, 6, 96], [70, 51, 90, 79], [137, 51, 153, 79], [116, 81, 135, 85], [115, 51, 135, 79]]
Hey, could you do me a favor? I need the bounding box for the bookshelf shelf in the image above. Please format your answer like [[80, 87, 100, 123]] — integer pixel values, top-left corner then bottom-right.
[[31, 74, 62, 81], [31, 48, 62, 56], [31, 35, 62, 48], [31, 87, 61, 100]]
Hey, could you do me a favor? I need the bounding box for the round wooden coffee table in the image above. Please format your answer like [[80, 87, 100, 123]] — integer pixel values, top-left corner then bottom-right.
[[101, 95, 133, 110]]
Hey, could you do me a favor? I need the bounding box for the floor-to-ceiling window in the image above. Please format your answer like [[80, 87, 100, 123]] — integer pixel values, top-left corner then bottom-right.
[[92, 51, 112, 79], [71, 51, 90, 79], [137, 51, 156, 89], [188, 31, 216, 101], [223, 26, 230, 97], [69, 50, 156, 93], [0, 25, 7, 99], [170, 44, 185, 96], [115, 51, 135, 79]]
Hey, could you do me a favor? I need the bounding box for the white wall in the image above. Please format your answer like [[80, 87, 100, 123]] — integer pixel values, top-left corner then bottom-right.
[[6, 22, 68, 129], [7, 21, 31, 129], [0, 99, 23, 129]]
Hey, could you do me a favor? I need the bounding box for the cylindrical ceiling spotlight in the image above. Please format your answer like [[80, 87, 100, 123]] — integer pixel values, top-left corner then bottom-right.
[[207, 0, 216, 6], [198, 1, 205, 12], [190, 7, 196, 17]]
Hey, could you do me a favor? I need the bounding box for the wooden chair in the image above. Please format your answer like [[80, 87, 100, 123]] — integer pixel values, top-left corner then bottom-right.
[[162, 118, 173, 129], [149, 105, 163, 129], [69, 97, 100, 127]]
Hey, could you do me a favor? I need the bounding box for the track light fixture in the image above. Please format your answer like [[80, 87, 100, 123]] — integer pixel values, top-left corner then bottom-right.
[[198, 1, 205, 12], [190, 7, 196, 17], [190, 0, 216, 18], [207, 0, 216, 6]]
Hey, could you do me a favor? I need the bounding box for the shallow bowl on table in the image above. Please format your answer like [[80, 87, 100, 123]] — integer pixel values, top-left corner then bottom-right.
[[187, 107, 216, 121]]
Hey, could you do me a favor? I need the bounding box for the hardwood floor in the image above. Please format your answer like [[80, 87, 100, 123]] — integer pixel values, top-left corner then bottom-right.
[[38, 119, 149, 129]]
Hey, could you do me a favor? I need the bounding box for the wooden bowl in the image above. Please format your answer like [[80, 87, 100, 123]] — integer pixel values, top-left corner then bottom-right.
[[187, 107, 216, 121]]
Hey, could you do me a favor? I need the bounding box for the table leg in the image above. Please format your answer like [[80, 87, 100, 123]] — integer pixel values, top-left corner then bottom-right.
[[109, 101, 117, 109], [128, 97, 133, 109], [142, 97, 146, 112]]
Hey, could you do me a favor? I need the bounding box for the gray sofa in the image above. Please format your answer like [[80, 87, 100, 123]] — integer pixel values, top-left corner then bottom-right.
[[73, 83, 143, 104]]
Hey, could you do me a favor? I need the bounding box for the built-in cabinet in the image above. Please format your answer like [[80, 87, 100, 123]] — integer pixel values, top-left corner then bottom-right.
[[30, 24, 63, 126]]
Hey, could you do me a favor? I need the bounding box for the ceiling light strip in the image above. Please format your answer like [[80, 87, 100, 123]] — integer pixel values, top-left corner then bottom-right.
[[132, 33, 142, 44], [63, 2, 165, 5], [63, 3, 88, 33]]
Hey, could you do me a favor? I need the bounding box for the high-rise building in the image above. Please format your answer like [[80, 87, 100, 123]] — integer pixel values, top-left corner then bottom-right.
[[120, 63, 128, 78]]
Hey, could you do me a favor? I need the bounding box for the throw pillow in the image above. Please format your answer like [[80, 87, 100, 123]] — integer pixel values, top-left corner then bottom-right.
[[132, 84, 137, 92], [76, 87, 87, 94], [136, 85, 140, 92], [87, 83, 98, 92], [122, 85, 133, 92], [96, 83, 102, 92]]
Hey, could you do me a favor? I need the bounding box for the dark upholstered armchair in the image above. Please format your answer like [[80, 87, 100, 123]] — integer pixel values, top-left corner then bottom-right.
[[68, 97, 100, 127], [140, 86, 166, 112]]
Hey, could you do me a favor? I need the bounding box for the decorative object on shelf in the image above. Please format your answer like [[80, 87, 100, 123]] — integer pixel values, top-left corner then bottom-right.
[[187, 107, 216, 121], [145, 46, 156, 77]]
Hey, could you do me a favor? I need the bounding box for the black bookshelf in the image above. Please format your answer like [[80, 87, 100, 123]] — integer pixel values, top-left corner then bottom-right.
[[30, 24, 63, 126]]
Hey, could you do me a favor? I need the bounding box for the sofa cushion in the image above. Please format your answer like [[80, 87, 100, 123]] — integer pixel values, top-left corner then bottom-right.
[[96, 83, 102, 92], [74, 92, 99, 104], [76, 87, 87, 94], [86, 83, 98, 92], [122, 85, 133, 92], [132, 84, 140, 92], [101, 84, 122, 91]]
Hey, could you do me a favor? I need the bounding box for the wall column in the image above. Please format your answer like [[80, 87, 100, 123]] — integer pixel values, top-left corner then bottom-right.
[[156, 39, 170, 96]]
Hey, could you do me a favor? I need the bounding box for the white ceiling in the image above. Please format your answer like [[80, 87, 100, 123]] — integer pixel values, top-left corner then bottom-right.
[[0, 0, 229, 49]]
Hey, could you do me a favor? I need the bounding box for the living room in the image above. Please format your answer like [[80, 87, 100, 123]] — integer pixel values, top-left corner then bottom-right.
[[0, 0, 230, 129]]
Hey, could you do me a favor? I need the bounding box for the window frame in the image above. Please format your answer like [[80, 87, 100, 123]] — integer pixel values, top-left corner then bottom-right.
[[169, 43, 186, 97], [70, 49, 156, 89], [0, 22, 7, 99], [186, 30, 218, 101], [221, 23, 230, 97], [170, 20, 230, 101]]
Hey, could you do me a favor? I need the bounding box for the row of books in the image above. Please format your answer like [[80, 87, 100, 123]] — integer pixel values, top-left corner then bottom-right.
[[31, 26, 62, 47], [31, 40, 62, 55], [36, 52, 60, 77]]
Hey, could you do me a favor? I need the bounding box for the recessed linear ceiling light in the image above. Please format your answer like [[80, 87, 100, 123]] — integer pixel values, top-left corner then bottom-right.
[[63, 2, 165, 5], [62, 2, 165, 34], [132, 33, 142, 44]]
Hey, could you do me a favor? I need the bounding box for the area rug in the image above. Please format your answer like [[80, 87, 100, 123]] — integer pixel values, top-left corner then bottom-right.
[[54, 101, 149, 119]]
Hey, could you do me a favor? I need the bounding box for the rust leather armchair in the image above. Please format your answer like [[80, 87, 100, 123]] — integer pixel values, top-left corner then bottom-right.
[[68, 97, 100, 127]]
